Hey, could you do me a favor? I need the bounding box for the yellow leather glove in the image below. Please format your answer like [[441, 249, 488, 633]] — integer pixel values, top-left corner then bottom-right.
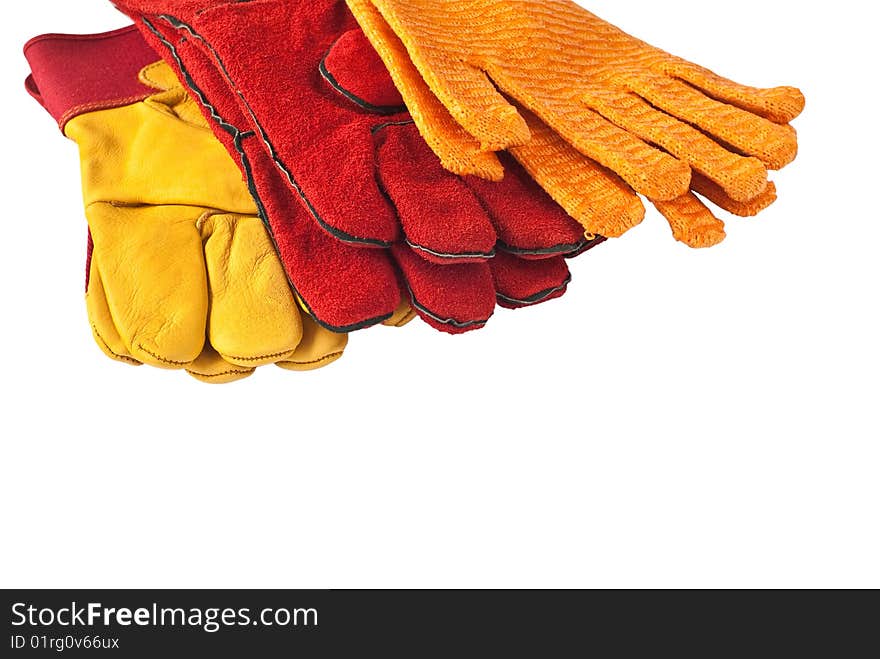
[[85, 249, 350, 382], [73, 65, 352, 382], [348, 0, 802, 247], [26, 27, 355, 382]]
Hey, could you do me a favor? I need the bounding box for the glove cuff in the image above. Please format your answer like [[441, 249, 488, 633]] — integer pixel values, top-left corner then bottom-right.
[[24, 25, 157, 130]]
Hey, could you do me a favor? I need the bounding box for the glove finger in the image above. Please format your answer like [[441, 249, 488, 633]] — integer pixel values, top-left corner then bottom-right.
[[85, 254, 142, 367], [658, 60, 805, 125], [510, 109, 646, 238], [490, 252, 571, 310], [166, 2, 401, 248], [186, 346, 255, 384], [88, 203, 207, 368], [319, 27, 408, 114], [652, 194, 727, 249], [412, 59, 530, 151], [691, 174, 777, 218], [374, 121, 497, 263], [345, 0, 504, 180], [653, 177, 777, 247], [298, 125, 401, 247], [243, 135, 403, 332], [519, 94, 690, 201], [580, 84, 768, 202], [277, 317, 348, 372], [383, 299, 418, 327], [616, 74, 798, 171], [202, 213, 303, 367], [464, 153, 590, 259], [369, 0, 530, 151], [140, 23, 404, 333], [323, 28, 497, 263], [391, 244, 496, 334], [92, 257, 251, 383], [565, 235, 608, 259]]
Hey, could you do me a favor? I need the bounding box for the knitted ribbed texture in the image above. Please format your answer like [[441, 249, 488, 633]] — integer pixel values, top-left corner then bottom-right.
[[366, 0, 803, 202], [348, 0, 802, 247], [346, 0, 504, 181]]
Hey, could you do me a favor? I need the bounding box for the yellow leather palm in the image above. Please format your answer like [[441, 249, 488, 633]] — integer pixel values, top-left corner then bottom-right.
[[348, 0, 800, 247], [66, 61, 349, 382]]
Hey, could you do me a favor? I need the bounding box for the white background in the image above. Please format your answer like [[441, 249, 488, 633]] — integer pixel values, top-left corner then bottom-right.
[[0, 1, 877, 589]]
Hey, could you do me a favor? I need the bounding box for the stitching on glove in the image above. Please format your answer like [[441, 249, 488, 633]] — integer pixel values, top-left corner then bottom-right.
[[404, 239, 496, 261], [294, 293, 390, 334], [141, 16, 394, 334], [152, 13, 392, 249], [497, 239, 585, 258], [495, 274, 571, 307], [562, 235, 607, 258], [284, 350, 345, 367], [140, 61, 171, 90], [318, 46, 407, 116], [139, 17, 389, 334], [370, 119, 416, 134], [91, 325, 140, 366], [59, 95, 151, 130], [223, 348, 298, 362], [143, 18, 393, 332], [404, 283, 491, 330], [368, 119, 499, 261], [186, 367, 253, 379], [136, 344, 193, 366], [24, 28, 143, 51]]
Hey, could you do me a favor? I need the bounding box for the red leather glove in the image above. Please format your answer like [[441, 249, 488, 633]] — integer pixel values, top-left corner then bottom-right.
[[115, 0, 598, 255], [114, 2, 602, 333]]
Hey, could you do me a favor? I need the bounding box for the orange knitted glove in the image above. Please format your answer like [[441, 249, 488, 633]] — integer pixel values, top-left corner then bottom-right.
[[348, 0, 801, 247]]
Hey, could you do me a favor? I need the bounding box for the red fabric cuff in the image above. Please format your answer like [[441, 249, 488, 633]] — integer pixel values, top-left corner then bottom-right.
[[24, 25, 158, 130]]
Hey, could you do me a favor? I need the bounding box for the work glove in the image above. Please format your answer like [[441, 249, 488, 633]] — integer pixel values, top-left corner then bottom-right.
[[347, 0, 803, 247], [113, 6, 594, 332], [25, 27, 352, 382]]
